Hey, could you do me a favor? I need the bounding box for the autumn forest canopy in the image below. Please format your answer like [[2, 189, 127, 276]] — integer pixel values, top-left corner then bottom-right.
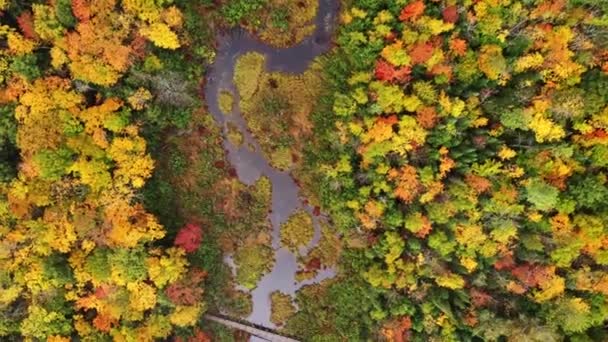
[[1, 0, 608, 341]]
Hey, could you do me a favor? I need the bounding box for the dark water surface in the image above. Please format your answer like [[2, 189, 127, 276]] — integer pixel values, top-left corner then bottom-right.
[[203, 0, 340, 331]]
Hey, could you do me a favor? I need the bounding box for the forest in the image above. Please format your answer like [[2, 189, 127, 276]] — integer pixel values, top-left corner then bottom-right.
[[1, 0, 608, 341]]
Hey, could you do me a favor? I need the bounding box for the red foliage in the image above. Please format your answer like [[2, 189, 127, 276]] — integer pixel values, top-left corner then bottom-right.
[[306, 257, 321, 271], [493, 253, 516, 270], [409, 42, 435, 65], [470, 288, 492, 307], [378, 114, 399, 126], [17, 11, 37, 40], [174, 223, 203, 253], [94, 284, 112, 299], [130, 34, 148, 59], [375, 59, 411, 83], [399, 1, 425, 22], [394, 316, 412, 342], [189, 329, 212, 342], [442, 6, 459, 23], [511, 263, 553, 287]]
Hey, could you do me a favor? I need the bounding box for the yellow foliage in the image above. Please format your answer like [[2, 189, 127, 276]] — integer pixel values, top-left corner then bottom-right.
[[7, 32, 35, 55], [140, 23, 180, 50], [528, 113, 566, 143], [436, 273, 466, 289], [147, 247, 188, 288], [169, 305, 202, 327], [478, 45, 509, 82], [50, 47, 68, 69], [127, 88, 153, 111], [498, 146, 517, 160], [127, 282, 157, 312], [460, 257, 478, 273], [122, 0, 162, 22], [534, 275, 565, 302], [0, 284, 21, 306], [515, 53, 545, 73]]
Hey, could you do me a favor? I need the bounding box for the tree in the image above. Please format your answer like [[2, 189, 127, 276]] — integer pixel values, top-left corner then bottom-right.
[[174, 223, 203, 253]]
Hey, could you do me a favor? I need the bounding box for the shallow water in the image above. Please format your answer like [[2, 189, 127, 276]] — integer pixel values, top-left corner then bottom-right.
[[203, 0, 340, 331]]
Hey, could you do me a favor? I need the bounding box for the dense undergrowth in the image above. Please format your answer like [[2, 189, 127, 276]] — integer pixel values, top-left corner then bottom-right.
[[297, 0, 608, 340], [3, 0, 608, 341]]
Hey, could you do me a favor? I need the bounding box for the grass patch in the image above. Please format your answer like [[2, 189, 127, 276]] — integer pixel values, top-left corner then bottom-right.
[[234, 53, 324, 170], [270, 291, 296, 326], [234, 52, 265, 102], [280, 210, 314, 254], [233, 243, 275, 290], [218, 90, 234, 115], [295, 223, 342, 281], [226, 122, 244, 147], [244, 0, 319, 48], [214, 176, 272, 252]]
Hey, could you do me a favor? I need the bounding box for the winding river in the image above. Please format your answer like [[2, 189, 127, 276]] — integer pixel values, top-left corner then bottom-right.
[[203, 0, 340, 331]]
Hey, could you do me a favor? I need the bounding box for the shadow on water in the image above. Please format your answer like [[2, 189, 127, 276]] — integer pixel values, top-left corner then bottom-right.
[[203, 0, 340, 330]]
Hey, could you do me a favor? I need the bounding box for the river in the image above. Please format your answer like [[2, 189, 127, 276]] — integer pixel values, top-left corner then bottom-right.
[[203, 0, 340, 333]]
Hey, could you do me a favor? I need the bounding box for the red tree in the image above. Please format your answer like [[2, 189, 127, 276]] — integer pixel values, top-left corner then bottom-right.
[[174, 223, 203, 253]]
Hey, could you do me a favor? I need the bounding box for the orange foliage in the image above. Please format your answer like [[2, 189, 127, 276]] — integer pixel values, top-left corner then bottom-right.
[[388, 165, 421, 203], [410, 42, 435, 65], [399, 1, 425, 22], [416, 106, 438, 129], [531, 0, 566, 19], [375, 59, 411, 83], [415, 215, 432, 238], [449, 37, 467, 57], [465, 174, 492, 194], [430, 64, 453, 81], [93, 314, 117, 332], [72, 0, 91, 22], [165, 268, 207, 306]]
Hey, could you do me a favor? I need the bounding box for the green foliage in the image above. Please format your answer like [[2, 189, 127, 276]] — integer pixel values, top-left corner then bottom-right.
[[301, 0, 608, 339], [525, 179, 559, 212], [55, 0, 76, 28], [108, 248, 148, 284], [33, 147, 74, 181], [284, 278, 381, 340], [220, 0, 267, 26], [9, 54, 41, 81], [568, 174, 608, 210], [20, 306, 72, 340], [84, 248, 111, 283]]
